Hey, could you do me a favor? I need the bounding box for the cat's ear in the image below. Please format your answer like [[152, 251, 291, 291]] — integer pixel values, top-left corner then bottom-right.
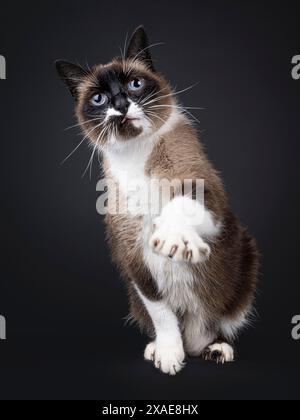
[[126, 26, 155, 71], [55, 60, 87, 99]]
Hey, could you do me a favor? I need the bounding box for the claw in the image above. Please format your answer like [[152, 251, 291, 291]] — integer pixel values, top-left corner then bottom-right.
[[169, 245, 178, 259], [153, 239, 160, 248]]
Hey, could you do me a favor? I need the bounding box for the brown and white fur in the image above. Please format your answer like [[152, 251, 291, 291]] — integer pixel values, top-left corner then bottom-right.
[[56, 26, 259, 375]]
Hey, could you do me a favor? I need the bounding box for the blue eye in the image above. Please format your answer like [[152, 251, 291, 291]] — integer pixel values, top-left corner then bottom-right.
[[128, 78, 145, 91], [91, 93, 107, 106]]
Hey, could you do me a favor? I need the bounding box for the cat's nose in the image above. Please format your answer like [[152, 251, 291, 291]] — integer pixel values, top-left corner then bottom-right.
[[113, 94, 130, 115]]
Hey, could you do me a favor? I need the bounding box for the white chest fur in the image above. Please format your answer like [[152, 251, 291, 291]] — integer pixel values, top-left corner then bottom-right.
[[105, 137, 154, 198], [103, 110, 201, 313]]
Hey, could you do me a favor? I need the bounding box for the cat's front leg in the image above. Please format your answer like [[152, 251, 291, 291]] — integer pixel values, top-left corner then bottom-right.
[[135, 285, 185, 376], [149, 196, 220, 264]]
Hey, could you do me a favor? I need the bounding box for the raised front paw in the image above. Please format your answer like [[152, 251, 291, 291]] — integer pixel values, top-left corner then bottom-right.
[[149, 223, 211, 264], [144, 341, 185, 376]]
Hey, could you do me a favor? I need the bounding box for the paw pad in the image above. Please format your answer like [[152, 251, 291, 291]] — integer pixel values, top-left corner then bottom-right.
[[149, 224, 211, 265]]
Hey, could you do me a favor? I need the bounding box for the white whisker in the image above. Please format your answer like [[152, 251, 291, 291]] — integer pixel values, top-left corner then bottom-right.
[[139, 86, 169, 106], [82, 123, 109, 179], [148, 104, 202, 124], [86, 141, 98, 180], [122, 31, 129, 74], [150, 104, 204, 111], [64, 118, 103, 131], [61, 138, 86, 165], [61, 121, 104, 165], [146, 110, 169, 126], [143, 83, 199, 107]]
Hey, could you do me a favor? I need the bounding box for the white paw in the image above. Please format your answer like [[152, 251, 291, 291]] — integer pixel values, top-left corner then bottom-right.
[[144, 341, 186, 376], [204, 342, 235, 364], [149, 222, 211, 264]]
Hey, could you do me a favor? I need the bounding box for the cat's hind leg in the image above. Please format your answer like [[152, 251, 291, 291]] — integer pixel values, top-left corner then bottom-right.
[[183, 309, 217, 357], [202, 341, 235, 364], [202, 310, 251, 364], [183, 310, 235, 363]]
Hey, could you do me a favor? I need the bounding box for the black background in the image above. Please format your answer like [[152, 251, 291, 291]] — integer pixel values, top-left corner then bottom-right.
[[0, 0, 300, 401]]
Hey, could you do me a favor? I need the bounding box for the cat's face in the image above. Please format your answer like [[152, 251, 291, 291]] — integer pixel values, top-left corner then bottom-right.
[[56, 26, 174, 149]]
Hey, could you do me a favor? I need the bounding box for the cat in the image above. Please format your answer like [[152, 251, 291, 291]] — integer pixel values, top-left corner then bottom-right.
[[56, 26, 259, 376]]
